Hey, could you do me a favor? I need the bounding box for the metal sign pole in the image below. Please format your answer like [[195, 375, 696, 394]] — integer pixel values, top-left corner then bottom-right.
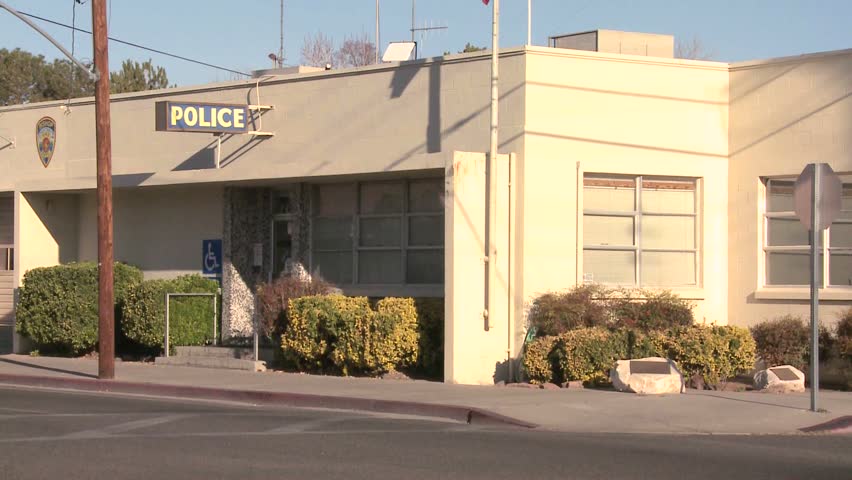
[[810, 164, 821, 412]]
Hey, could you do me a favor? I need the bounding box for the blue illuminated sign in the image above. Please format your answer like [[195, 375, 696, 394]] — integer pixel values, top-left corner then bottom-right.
[[156, 101, 249, 134]]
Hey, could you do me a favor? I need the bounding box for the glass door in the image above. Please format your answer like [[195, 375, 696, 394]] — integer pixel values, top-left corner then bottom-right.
[[271, 218, 294, 281]]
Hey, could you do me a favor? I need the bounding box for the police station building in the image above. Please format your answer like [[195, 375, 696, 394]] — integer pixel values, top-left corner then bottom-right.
[[1, 32, 851, 384]]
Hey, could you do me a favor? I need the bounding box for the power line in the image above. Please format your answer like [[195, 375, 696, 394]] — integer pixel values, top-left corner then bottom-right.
[[18, 10, 251, 77]]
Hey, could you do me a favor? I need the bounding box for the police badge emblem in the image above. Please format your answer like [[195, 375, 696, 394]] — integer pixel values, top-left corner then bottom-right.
[[36, 116, 57, 168]]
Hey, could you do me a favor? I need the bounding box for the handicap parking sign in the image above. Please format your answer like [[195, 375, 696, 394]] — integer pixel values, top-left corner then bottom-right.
[[202, 239, 223, 275]]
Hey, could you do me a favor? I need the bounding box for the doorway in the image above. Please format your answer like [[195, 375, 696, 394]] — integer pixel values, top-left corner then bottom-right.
[[271, 217, 294, 281], [0, 195, 14, 353]]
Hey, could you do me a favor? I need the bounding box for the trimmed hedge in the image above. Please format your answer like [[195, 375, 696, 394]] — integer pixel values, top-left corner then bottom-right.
[[256, 275, 333, 340], [282, 295, 420, 376], [611, 290, 695, 332], [413, 298, 444, 379], [839, 308, 852, 361], [16, 262, 143, 355], [526, 285, 611, 336], [522, 325, 756, 388], [121, 275, 219, 351], [750, 315, 810, 370]]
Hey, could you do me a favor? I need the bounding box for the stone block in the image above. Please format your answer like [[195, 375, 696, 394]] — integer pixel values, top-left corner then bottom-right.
[[610, 357, 684, 395], [753, 365, 806, 393]]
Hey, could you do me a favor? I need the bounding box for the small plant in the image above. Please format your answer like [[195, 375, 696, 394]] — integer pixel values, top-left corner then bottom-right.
[[750, 315, 809, 370], [837, 308, 852, 361], [552, 327, 625, 385], [522, 336, 559, 385], [256, 275, 333, 340], [611, 289, 694, 331], [526, 285, 612, 336]]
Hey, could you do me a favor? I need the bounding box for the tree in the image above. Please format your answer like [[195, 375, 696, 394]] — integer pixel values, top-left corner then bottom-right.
[[301, 32, 336, 68], [110, 59, 171, 94], [335, 33, 376, 68], [675, 36, 715, 61], [0, 48, 173, 106], [443, 42, 486, 56]]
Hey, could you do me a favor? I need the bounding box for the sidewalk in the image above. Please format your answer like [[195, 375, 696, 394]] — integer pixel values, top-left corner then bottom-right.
[[1, 354, 850, 435]]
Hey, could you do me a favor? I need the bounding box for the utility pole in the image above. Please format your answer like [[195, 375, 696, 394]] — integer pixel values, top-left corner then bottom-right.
[[375, 0, 380, 64], [92, 0, 115, 380], [485, 0, 499, 331]]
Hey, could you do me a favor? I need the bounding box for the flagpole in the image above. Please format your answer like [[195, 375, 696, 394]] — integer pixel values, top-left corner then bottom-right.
[[527, 0, 531, 45]]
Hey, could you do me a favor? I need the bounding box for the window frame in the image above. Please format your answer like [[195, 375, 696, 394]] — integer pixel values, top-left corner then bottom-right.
[[310, 178, 445, 290], [582, 174, 700, 287], [763, 177, 852, 288]]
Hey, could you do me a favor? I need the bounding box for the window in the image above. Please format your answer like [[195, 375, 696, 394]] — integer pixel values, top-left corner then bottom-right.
[[764, 177, 852, 287], [583, 175, 698, 286], [311, 179, 444, 286]]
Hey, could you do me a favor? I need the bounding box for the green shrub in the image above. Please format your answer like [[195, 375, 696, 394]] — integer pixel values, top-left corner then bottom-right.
[[16, 262, 143, 355], [121, 275, 218, 351], [527, 285, 612, 336], [413, 298, 444, 379], [612, 290, 694, 331], [282, 295, 420, 376], [256, 275, 333, 340], [750, 315, 809, 370], [837, 308, 852, 361], [659, 325, 756, 387], [522, 336, 558, 384], [552, 327, 626, 385]]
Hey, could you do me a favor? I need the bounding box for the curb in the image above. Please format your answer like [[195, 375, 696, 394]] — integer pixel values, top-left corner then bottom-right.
[[799, 416, 852, 435], [0, 373, 537, 429]]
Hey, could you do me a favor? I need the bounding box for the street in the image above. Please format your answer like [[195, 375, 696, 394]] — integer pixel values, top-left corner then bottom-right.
[[0, 385, 850, 479]]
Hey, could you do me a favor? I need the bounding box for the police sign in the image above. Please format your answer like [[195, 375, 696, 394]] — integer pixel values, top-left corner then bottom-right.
[[155, 101, 249, 134]]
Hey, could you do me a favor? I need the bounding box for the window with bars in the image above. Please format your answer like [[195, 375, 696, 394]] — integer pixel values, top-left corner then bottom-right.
[[763, 177, 852, 287], [311, 179, 444, 286], [583, 175, 699, 287]]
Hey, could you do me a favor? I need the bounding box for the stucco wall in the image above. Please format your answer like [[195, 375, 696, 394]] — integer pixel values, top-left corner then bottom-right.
[[728, 49, 852, 328], [77, 185, 224, 279], [521, 48, 730, 331]]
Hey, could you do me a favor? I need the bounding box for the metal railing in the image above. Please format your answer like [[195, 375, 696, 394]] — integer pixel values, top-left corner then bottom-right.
[[163, 292, 218, 357]]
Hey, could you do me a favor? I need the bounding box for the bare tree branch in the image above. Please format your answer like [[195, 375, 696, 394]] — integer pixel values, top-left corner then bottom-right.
[[675, 36, 716, 61], [301, 32, 336, 68], [336, 33, 377, 68]]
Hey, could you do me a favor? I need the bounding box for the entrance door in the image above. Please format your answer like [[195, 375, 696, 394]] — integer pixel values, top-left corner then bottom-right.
[[0, 196, 13, 353], [271, 218, 294, 281]]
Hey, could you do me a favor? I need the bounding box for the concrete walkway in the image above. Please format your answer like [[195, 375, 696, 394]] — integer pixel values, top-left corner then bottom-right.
[[1, 354, 850, 435]]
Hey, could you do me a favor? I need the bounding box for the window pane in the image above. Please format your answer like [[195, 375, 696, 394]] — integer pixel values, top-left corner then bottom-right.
[[641, 178, 695, 214], [313, 217, 352, 250], [409, 216, 444, 246], [313, 251, 353, 284], [830, 252, 852, 286], [584, 177, 635, 212], [360, 182, 403, 214], [583, 250, 635, 284], [767, 218, 810, 246], [641, 251, 696, 286], [358, 251, 403, 284], [642, 216, 695, 250], [407, 250, 444, 284], [409, 179, 444, 213], [766, 252, 822, 286], [584, 215, 634, 246], [316, 184, 356, 216], [830, 222, 852, 248], [767, 180, 794, 212], [841, 179, 852, 212], [359, 217, 401, 247]]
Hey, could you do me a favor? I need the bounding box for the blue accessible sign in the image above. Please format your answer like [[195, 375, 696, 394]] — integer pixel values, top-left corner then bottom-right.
[[202, 239, 223, 275]]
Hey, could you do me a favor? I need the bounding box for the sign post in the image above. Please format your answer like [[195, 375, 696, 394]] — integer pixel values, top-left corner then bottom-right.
[[793, 163, 842, 412]]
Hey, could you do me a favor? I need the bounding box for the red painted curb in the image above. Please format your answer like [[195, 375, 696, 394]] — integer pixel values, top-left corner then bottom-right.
[[0, 373, 537, 429], [799, 415, 852, 435]]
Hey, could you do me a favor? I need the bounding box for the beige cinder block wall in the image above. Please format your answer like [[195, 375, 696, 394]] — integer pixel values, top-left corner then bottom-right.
[[521, 48, 731, 333], [445, 152, 513, 385], [76, 186, 224, 279], [728, 49, 852, 328]]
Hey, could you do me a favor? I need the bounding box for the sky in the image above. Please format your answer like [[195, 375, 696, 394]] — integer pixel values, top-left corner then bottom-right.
[[1, 0, 850, 87]]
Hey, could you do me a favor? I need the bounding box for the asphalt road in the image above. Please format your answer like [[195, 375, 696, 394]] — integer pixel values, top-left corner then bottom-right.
[[0, 385, 850, 480]]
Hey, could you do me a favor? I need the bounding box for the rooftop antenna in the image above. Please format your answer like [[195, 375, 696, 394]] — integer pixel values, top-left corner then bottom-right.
[[409, 0, 447, 59], [278, 0, 284, 68]]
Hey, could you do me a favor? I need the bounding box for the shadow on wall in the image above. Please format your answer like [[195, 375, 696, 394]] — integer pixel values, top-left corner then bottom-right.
[[24, 192, 80, 264]]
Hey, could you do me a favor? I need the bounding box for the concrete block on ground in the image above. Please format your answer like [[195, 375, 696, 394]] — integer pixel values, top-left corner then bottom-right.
[[610, 357, 684, 395], [753, 365, 805, 393], [155, 356, 266, 372]]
